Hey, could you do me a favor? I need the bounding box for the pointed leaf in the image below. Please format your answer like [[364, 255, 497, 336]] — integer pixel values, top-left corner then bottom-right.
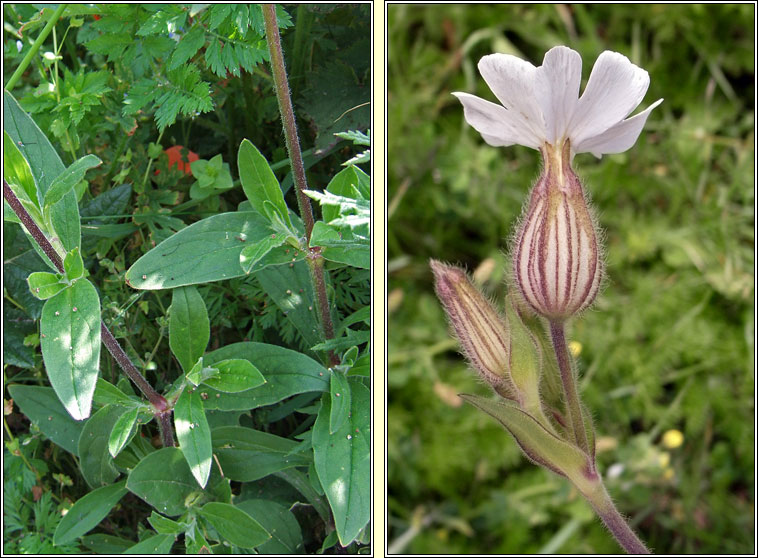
[[175, 388, 212, 488], [77, 405, 122, 488], [44, 154, 102, 206], [238, 139, 291, 228], [459, 394, 591, 482], [122, 533, 175, 554], [53, 481, 127, 545], [169, 286, 210, 373], [147, 512, 188, 535], [3, 129, 39, 207], [329, 370, 351, 434], [239, 232, 286, 273], [63, 247, 85, 281], [198, 502, 270, 549], [236, 499, 304, 554], [313, 378, 370, 546], [125, 211, 303, 290], [127, 447, 221, 516], [211, 425, 310, 481], [7, 384, 85, 455], [200, 358, 265, 393], [108, 407, 139, 458], [40, 279, 101, 420]]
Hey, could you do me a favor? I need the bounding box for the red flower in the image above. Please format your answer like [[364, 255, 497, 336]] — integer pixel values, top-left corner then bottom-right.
[[157, 145, 199, 176]]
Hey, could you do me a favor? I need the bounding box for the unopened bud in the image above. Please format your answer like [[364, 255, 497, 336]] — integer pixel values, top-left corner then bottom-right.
[[513, 140, 603, 321], [430, 260, 517, 399]]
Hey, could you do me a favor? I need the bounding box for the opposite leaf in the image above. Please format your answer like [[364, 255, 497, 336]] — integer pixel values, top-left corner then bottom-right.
[[198, 502, 270, 549], [201, 359, 265, 393], [108, 407, 139, 458], [53, 481, 128, 546], [63, 247, 85, 281], [237, 139, 291, 228], [175, 388, 212, 488], [169, 286, 210, 373], [40, 279, 101, 420], [44, 153, 102, 206], [27, 271, 66, 300]]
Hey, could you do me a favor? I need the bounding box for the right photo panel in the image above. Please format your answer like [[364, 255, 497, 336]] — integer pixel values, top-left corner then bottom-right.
[[387, 3, 754, 555]]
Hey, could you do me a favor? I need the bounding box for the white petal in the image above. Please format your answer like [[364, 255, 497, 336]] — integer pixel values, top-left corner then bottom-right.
[[477, 54, 546, 144], [570, 51, 650, 147], [452, 92, 542, 149], [535, 46, 582, 144], [575, 99, 663, 157]]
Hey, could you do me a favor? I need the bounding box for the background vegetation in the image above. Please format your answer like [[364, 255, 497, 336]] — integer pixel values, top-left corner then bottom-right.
[[387, 4, 753, 554], [4, 4, 370, 553]]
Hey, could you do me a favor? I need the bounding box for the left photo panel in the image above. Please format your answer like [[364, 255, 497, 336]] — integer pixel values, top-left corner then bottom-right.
[[3, 3, 371, 554]]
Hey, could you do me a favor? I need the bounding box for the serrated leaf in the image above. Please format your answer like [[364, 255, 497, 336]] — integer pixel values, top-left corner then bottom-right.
[[53, 481, 127, 546], [313, 379, 370, 546], [237, 139, 291, 228], [108, 407, 139, 458], [198, 502, 270, 548], [169, 286, 210, 373], [125, 212, 304, 290], [40, 280, 101, 420], [175, 388, 212, 488], [44, 154, 101, 206], [201, 359, 265, 393], [27, 271, 66, 300], [169, 26, 206, 69], [7, 385, 85, 455]]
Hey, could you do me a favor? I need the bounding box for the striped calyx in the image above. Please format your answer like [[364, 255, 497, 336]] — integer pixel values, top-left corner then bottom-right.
[[514, 140, 602, 321], [430, 260, 519, 400]]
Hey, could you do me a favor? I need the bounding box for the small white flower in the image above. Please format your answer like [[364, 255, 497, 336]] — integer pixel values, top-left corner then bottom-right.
[[453, 46, 663, 158]]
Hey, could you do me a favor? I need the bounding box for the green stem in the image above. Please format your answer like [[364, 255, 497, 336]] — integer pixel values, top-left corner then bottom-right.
[[549, 320, 589, 454], [576, 476, 651, 554], [263, 5, 339, 367], [5, 4, 67, 91]]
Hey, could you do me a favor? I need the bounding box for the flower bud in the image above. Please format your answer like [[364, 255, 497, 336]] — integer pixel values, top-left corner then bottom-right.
[[430, 260, 517, 399], [513, 141, 603, 321]]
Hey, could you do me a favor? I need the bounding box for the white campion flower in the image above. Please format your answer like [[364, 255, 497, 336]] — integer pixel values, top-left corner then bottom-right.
[[453, 46, 662, 321], [452, 46, 663, 158]]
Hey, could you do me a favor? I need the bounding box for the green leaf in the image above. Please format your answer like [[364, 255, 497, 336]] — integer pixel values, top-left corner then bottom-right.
[[147, 512, 188, 535], [323, 165, 369, 221], [256, 261, 324, 351], [236, 499, 304, 554], [7, 385, 85, 455], [212, 426, 310, 482], [186, 357, 219, 386], [237, 139, 291, 228], [27, 271, 66, 300], [310, 221, 369, 269], [201, 342, 329, 411], [93, 378, 140, 408], [40, 279, 101, 420], [169, 286, 210, 373], [4, 90, 80, 252], [198, 502, 270, 549], [44, 154, 101, 207], [3, 129, 39, 207], [313, 379, 370, 545], [63, 247, 85, 281], [175, 388, 212, 488], [80, 533, 134, 554], [78, 405, 122, 488], [329, 370, 352, 434], [122, 533, 175, 554], [125, 212, 303, 290], [201, 359, 266, 393], [459, 394, 592, 483], [169, 26, 206, 70], [53, 481, 127, 545], [239, 232, 286, 274], [126, 447, 203, 516], [108, 407, 139, 458]]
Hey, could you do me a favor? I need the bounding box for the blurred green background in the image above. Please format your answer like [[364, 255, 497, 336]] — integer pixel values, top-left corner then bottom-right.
[[387, 4, 754, 554]]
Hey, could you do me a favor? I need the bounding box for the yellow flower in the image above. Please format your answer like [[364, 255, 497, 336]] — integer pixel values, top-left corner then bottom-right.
[[662, 429, 684, 449]]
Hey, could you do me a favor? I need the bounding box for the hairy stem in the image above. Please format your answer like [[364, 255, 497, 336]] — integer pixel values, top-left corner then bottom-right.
[[5, 4, 67, 91], [578, 477, 651, 554], [4, 180, 172, 446], [263, 5, 339, 367], [549, 320, 589, 454]]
